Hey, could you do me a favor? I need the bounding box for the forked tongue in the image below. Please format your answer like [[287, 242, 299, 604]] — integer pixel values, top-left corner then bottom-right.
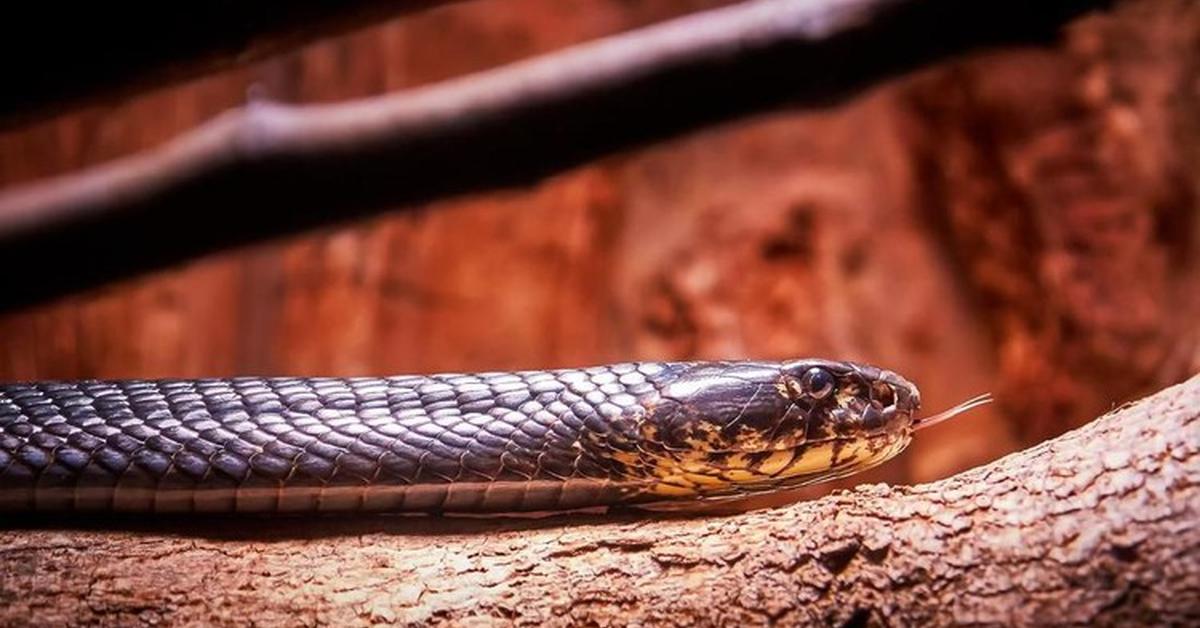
[[912, 393, 994, 431]]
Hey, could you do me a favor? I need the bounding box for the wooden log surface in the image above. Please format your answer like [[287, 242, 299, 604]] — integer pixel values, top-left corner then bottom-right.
[[1, 375, 1196, 626]]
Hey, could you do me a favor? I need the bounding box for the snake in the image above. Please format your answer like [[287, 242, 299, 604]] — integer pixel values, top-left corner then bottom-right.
[[0, 359, 989, 514]]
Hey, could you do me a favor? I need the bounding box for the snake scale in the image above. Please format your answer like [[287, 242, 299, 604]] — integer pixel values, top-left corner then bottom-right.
[[0, 359, 986, 515]]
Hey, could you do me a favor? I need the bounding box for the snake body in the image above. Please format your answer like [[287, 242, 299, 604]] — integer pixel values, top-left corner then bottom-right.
[[0, 359, 920, 514]]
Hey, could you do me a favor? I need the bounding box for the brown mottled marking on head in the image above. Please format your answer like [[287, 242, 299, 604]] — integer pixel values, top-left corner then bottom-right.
[[777, 376, 806, 400], [755, 449, 796, 475], [835, 381, 864, 408]]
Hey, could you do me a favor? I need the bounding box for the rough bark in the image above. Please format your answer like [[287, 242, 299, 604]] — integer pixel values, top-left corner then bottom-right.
[[0, 0, 1111, 310], [1, 375, 1196, 626]]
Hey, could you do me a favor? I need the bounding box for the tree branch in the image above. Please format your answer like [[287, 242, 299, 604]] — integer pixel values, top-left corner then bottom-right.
[[0, 0, 1111, 310], [0, 1, 463, 129], [1, 375, 1196, 624]]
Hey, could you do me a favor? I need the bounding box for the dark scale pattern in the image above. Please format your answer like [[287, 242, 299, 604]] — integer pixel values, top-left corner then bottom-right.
[[0, 363, 677, 513]]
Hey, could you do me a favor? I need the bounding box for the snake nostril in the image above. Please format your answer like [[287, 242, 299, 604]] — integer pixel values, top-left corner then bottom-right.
[[871, 382, 895, 407]]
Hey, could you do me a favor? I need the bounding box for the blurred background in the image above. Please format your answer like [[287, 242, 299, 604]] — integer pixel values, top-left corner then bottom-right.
[[0, 0, 1196, 494]]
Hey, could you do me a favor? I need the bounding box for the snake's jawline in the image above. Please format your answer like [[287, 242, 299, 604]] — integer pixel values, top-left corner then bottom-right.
[[635, 432, 913, 502]]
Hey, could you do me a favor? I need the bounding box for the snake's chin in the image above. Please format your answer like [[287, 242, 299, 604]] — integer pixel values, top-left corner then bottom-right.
[[721, 440, 907, 496]]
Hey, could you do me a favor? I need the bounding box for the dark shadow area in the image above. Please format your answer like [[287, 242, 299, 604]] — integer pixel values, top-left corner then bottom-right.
[[0, 1, 467, 128], [0, 487, 824, 541]]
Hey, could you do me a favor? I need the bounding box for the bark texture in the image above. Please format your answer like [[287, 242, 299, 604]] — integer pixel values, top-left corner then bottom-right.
[[1, 375, 1196, 626]]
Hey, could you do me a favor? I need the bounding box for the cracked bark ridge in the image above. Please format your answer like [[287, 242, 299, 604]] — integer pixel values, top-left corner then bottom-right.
[[1, 376, 1197, 625]]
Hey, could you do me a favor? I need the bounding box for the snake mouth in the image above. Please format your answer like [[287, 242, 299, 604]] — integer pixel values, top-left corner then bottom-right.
[[669, 431, 910, 497], [859, 402, 908, 433]]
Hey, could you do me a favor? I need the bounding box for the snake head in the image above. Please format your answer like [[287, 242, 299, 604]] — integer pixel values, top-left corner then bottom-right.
[[645, 359, 921, 453], [637, 359, 924, 495]]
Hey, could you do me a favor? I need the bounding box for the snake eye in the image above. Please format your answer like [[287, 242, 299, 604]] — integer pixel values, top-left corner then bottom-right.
[[801, 368, 835, 399]]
